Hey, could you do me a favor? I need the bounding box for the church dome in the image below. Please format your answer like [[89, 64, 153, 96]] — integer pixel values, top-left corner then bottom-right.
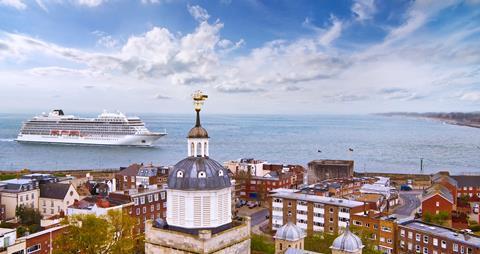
[[168, 156, 231, 190], [331, 227, 363, 253], [274, 222, 305, 241], [188, 126, 209, 139]]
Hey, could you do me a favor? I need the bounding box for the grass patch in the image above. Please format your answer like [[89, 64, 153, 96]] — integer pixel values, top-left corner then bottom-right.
[[251, 234, 275, 254]]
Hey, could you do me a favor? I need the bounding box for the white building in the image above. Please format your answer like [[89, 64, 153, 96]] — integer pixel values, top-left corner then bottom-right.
[[0, 179, 40, 220], [39, 183, 79, 217]]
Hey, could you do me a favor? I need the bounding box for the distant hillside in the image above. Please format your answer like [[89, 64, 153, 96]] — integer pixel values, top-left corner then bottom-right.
[[377, 112, 480, 128]]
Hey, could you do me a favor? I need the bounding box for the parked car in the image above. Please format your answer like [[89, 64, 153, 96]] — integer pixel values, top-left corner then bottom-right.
[[400, 184, 413, 191]]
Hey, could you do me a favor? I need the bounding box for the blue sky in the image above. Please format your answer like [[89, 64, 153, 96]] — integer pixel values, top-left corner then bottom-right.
[[0, 0, 479, 114]]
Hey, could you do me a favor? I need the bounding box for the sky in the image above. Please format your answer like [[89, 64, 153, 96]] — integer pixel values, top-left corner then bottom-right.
[[0, 0, 479, 114]]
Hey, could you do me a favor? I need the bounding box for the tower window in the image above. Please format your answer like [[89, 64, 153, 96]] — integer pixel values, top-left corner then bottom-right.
[[218, 170, 224, 176], [177, 171, 184, 178], [198, 171, 207, 178]]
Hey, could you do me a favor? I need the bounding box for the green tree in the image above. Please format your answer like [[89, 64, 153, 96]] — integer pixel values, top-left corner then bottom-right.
[[53, 210, 140, 254], [423, 211, 449, 226], [350, 226, 383, 254], [15, 205, 42, 236], [251, 234, 275, 254], [304, 231, 338, 253]]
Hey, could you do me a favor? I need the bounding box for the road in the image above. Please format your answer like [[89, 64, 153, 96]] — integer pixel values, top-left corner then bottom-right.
[[250, 208, 269, 226], [394, 190, 421, 216]]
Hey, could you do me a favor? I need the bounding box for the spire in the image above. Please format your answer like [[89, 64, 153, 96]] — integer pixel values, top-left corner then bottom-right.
[[195, 109, 201, 127]]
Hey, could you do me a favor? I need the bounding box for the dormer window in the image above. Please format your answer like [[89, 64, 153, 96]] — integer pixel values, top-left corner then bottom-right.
[[177, 171, 184, 178], [218, 170, 224, 176], [198, 171, 207, 178]]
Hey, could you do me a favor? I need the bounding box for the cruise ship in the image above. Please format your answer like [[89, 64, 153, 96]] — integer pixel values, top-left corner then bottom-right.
[[16, 110, 166, 146]]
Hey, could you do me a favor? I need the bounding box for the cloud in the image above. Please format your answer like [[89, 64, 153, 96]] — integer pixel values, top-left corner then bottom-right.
[[75, 0, 105, 7], [378, 88, 424, 101], [460, 92, 480, 102], [0, 0, 27, 10], [154, 94, 171, 99], [93, 31, 119, 49], [35, 0, 48, 11], [216, 85, 266, 94], [83, 85, 95, 89], [351, 0, 376, 21], [318, 15, 343, 47], [323, 93, 369, 103], [187, 4, 210, 22], [282, 85, 301, 92]]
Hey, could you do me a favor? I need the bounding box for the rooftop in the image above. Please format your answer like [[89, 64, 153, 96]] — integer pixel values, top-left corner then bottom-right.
[[401, 220, 480, 247], [0, 228, 15, 237], [451, 175, 480, 188], [270, 191, 364, 208], [423, 183, 454, 204], [40, 183, 71, 200]]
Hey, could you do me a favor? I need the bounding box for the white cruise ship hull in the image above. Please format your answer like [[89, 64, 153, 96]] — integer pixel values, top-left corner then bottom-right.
[[15, 133, 165, 146]]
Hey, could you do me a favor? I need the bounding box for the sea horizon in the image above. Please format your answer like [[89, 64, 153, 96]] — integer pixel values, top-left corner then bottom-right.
[[1, 113, 479, 174]]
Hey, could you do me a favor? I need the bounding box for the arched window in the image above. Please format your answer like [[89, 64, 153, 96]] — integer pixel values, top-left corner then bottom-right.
[[279, 243, 282, 250], [197, 142, 202, 156], [218, 170, 224, 176], [190, 142, 195, 155], [177, 171, 184, 178], [198, 171, 207, 178], [204, 142, 208, 155]]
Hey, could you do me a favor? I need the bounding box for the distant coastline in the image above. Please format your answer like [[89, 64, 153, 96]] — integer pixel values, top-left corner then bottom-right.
[[377, 112, 480, 129]]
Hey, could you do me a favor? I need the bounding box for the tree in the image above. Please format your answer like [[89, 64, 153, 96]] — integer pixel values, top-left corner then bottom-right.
[[423, 211, 449, 226], [15, 205, 42, 236], [53, 209, 141, 254], [350, 226, 383, 254], [304, 231, 338, 253]]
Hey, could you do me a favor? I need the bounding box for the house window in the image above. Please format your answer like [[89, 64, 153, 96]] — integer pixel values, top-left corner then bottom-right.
[[400, 240, 405, 248], [140, 196, 145, 204], [433, 238, 438, 246], [150, 205, 154, 212], [453, 243, 458, 252], [27, 244, 41, 253], [423, 247, 428, 254], [408, 243, 413, 250], [176, 171, 184, 178], [436, 201, 440, 207], [156, 204, 160, 210], [416, 245, 420, 253], [134, 198, 139, 205], [218, 170, 224, 176], [198, 171, 207, 178], [136, 208, 140, 215], [401, 229, 405, 237], [424, 235, 429, 243], [143, 207, 146, 214], [329, 207, 334, 213], [382, 226, 391, 232], [161, 192, 166, 200], [148, 195, 153, 203], [416, 233, 421, 241], [441, 240, 447, 249], [154, 194, 159, 201]]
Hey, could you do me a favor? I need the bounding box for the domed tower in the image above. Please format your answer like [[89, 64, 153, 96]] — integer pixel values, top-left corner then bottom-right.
[[167, 91, 232, 231], [330, 225, 364, 254], [274, 222, 306, 254]]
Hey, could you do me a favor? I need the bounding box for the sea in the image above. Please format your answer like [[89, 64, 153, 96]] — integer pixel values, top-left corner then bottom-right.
[[0, 113, 480, 174]]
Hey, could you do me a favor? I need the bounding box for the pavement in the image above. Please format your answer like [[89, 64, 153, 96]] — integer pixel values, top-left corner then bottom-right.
[[393, 190, 422, 216]]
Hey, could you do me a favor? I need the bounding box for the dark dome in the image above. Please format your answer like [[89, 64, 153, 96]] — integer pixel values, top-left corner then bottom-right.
[[168, 157, 231, 190], [187, 126, 209, 139]]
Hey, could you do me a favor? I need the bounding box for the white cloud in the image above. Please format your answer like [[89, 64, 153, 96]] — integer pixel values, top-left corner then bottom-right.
[[351, 0, 376, 21], [75, 0, 105, 7], [0, 0, 26, 10], [460, 92, 480, 102], [318, 16, 343, 46], [187, 4, 210, 22]]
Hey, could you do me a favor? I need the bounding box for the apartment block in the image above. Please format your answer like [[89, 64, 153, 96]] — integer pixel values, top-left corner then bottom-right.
[[397, 220, 480, 254], [269, 190, 364, 236]]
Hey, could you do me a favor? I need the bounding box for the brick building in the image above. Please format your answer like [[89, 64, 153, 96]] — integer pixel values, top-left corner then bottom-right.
[[421, 184, 455, 224], [269, 190, 364, 236], [307, 160, 354, 184], [397, 220, 480, 254], [351, 210, 397, 254], [23, 225, 67, 254], [109, 185, 167, 234], [451, 175, 480, 198], [234, 164, 305, 202], [432, 172, 458, 205], [115, 163, 169, 191]]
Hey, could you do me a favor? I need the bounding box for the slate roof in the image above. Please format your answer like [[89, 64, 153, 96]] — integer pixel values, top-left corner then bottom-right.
[[423, 183, 454, 204], [168, 156, 231, 190], [40, 183, 71, 200], [451, 175, 480, 188], [432, 173, 458, 187]]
